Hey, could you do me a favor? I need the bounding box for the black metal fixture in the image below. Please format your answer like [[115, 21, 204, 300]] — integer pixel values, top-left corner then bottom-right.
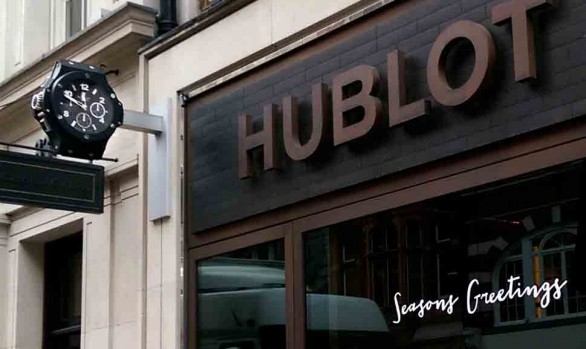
[[574, 162, 586, 291], [99, 64, 119, 76], [158, 0, 177, 36], [30, 60, 124, 161], [35, 138, 55, 158]]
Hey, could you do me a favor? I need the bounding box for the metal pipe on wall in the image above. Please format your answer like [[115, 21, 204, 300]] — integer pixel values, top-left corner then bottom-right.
[[158, 0, 178, 36]]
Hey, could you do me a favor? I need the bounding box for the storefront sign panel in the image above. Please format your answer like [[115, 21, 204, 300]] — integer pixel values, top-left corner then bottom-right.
[[187, 0, 586, 233], [0, 150, 104, 213]]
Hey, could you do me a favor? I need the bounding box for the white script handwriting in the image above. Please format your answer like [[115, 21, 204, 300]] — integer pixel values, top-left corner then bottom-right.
[[467, 276, 567, 314], [392, 292, 459, 324], [392, 276, 568, 324]]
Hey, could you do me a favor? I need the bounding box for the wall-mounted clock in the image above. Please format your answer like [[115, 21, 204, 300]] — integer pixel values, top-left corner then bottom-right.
[[31, 60, 124, 160]]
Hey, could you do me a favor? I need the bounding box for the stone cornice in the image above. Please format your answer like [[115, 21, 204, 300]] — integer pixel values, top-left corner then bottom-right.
[[0, 2, 157, 108]]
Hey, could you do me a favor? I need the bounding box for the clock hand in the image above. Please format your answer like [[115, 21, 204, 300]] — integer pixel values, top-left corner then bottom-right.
[[64, 95, 87, 110]]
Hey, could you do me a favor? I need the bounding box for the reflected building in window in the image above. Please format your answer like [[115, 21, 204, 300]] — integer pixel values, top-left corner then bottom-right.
[[303, 163, 586, 349]]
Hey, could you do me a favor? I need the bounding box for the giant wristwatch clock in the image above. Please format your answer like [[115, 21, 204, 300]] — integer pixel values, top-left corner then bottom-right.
[[31, 60, 123, 160]]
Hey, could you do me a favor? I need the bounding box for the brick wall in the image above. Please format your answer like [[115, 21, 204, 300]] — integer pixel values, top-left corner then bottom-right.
[[186, 0, 586, 232]]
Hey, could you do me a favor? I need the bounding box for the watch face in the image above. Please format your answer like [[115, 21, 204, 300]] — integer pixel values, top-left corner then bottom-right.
[[51, 72, 119, 139]]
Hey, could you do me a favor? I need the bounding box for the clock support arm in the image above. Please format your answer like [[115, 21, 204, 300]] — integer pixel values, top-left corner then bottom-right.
[[118, 109, 169, 222], [118, 110, 164, 135]]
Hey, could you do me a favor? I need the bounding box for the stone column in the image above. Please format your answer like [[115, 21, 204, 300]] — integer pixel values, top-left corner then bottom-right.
[[0, 217, 9, 349]]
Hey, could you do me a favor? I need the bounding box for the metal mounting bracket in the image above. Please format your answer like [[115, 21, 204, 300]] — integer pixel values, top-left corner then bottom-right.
[[120, 107, 171, 222], [120, 110, 164, 135]]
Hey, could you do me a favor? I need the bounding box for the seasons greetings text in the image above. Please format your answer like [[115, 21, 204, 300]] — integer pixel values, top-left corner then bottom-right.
[[392, 276, 568, 324]]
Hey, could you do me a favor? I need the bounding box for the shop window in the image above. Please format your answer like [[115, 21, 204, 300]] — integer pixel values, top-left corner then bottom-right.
[[197, 240, 285, 349], [65, 0, 84, 38], [494, 225, 586, 324], [302, 163, 586, 349], [304, 210, 462, 349], [43, 233, 83, 349], [496, 256, 525, 323], [50, 0, 86, 48]]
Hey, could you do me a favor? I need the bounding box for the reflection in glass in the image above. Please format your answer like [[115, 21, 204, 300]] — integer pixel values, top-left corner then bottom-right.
[[198, 240, 285, 349], [303, 164, 586, 349], [305, 228, 392, 349], [66, 0, 83, 38]]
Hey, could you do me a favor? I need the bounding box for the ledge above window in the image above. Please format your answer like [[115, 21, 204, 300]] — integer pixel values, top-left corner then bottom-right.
[[139, 0, 256, 59]]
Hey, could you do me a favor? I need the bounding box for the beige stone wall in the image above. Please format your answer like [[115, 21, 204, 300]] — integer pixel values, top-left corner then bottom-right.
[[0, 225, 7, 349], [143, 1, 363, 349], [148, 0, 360, 108], [0, 171, 143, 349], [0, 0, 7, 83]]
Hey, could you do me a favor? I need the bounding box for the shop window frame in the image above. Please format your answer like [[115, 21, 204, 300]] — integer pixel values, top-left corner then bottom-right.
[[286, 149, 586, 348], [185, 109, 586, 349], [494, 250, 526, 325], [186, 223, 295, 349], [293, 172, 586, 348]]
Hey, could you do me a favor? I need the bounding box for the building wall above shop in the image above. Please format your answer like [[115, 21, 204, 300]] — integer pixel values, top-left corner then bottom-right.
[[0, 0, 164, 84], [145, 0, 364, 111]]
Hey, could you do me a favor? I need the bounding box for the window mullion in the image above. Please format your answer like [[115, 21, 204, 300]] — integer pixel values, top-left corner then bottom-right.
[[521, 238, 536, 322], [561, 251, 569, 314]]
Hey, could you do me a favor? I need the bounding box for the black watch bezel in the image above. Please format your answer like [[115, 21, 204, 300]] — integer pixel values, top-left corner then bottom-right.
[[48, 70, 124, 143]]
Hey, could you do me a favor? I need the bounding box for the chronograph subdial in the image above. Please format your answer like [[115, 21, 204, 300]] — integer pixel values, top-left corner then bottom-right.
[[90, 102, 106, 119], [75, 112, 93, 130], [53, 78, 115, 135]]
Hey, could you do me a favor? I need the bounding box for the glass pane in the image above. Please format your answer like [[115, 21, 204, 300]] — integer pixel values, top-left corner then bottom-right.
[[405, 219, 421, 247], [509, 244, 522, 256], [44, 233, 83, 349], [300, 164, 586, 349], [371, 259, 388, 307], [47, 332, 81, 349], [407, 253, 423, 301], [438, 253, 457, 297], [542, 253, 564, 316], [66, 0, 83, 38], [197, 240, 285, 349], [543, 232, 576, 250], [305, 223, 393, 349], [305, 229, 331, 294], [499, 259, 525, 322], [64, 250, 83, 319], [566, 251, 586, 314], [369, 225, 387, 253]]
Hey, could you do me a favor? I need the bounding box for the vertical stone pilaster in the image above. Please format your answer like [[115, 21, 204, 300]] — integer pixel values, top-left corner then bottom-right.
[[82, 188, 113, 349], [0, 218, 9, 349]]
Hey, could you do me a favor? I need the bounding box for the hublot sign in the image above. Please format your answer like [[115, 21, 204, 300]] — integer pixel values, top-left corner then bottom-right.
[[188, 0, 586, 232], [238, 0, 553, 179]]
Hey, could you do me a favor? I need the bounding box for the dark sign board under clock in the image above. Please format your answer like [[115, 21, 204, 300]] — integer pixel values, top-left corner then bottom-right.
[[0, 150, 104, 213]]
